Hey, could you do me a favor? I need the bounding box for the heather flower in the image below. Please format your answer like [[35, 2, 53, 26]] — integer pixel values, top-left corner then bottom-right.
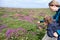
[[6, 27, 27, 38], [15, 27, 27, 36], [0, 24, 7, 29], [0, 24, 7, 32], [6, 29, 15, 38], [16, 27, 27, 32], [1, 14, 8, 18], [13, 14, 24, 18], [24, 16, 33, 23]]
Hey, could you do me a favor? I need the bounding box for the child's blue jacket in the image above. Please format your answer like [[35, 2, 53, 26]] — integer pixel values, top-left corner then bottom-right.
[[47, 21, 58, 38], [47, 21, 60, 38]]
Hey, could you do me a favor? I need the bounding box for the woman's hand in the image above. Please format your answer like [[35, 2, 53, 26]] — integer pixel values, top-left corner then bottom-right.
[[53, 32, 58, 38]]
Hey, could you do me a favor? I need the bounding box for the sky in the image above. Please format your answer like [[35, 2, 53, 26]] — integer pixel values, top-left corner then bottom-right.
[[0, 0, 60, 8]]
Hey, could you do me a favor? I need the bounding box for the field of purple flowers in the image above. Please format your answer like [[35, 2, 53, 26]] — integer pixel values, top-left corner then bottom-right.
[[0, 8, 55, 40]]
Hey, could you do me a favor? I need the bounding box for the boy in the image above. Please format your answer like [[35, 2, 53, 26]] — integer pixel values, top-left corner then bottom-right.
[[44, 15, 60, 40]]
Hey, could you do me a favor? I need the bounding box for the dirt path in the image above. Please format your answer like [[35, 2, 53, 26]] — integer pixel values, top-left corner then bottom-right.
[[42, 33, 57, 40]]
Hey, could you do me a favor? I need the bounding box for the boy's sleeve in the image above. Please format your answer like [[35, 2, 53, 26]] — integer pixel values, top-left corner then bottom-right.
[[40, 20, 44, 23], [47, 26, 54, 38]]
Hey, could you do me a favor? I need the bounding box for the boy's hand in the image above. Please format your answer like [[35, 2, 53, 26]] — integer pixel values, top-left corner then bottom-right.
[[43, 22, 48, 26], [53, 32, 58, 38], [37, 21, 40, 24]]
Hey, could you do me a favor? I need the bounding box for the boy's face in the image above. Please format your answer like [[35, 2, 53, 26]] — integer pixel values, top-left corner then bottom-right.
[[49, 5, 59, 12]]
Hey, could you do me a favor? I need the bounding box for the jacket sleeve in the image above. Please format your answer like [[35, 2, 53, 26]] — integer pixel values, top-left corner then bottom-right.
[[40, 20, 44, 23], [47, 26, 54, 38]]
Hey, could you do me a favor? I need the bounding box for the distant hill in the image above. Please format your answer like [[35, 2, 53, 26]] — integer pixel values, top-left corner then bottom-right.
[[0, 7, 55, 16]]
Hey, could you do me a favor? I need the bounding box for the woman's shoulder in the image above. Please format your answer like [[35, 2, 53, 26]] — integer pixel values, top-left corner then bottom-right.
[[57, 8, 60, 12]]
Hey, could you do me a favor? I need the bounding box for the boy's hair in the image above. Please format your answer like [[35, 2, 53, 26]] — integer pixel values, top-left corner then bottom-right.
[[44, 15, 53, 24], [49, 0, 60, 7]]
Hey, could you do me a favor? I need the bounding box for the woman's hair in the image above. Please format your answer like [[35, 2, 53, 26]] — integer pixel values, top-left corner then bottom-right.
[[49, 0, 60, 7], [44, 15, 53, 24]]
